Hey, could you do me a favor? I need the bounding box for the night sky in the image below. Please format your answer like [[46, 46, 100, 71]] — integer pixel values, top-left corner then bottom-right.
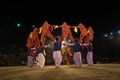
[[0, 2, 120, 56]]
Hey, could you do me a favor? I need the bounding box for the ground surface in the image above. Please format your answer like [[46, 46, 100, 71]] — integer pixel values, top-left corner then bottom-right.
[[0, 64, 120, 80]]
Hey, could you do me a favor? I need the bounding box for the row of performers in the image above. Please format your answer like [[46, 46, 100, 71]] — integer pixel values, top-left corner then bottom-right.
[[26, 38, 93, 68], [26, 21, 94, 68]]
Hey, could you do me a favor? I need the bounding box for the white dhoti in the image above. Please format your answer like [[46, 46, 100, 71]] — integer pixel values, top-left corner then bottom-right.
[[73, 52, 82, 67], [87, 52, 93, 66], [37, 53, 45, 68], [53, 51, 62, 67]]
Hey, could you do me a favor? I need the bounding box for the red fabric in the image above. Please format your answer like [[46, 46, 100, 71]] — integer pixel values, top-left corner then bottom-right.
[[84, 26, 94, 44], [61, 22, 75, 42], [88, 26, 94, 41], [78, 23, 87, 42], [26, 27, 40, 48], [49, 25, 54, 32], [40, 21, 55, 44], [82, 43, 84, 49]]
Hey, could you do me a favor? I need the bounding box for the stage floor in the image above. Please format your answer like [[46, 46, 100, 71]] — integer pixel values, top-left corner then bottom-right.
[[0, 64, 120, 80]]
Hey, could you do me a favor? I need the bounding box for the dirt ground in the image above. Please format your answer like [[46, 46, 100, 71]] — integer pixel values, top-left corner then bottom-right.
[[0, 64, 120, 80]]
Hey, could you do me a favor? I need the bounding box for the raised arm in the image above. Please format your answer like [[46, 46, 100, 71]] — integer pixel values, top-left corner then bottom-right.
[[65, 42, 74, 46], [44, 44, 51, 48]]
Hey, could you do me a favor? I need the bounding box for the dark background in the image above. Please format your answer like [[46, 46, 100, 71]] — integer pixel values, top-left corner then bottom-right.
[[0, 1, 120, 65]]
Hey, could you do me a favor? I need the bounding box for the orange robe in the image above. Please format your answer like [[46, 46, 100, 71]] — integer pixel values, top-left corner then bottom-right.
[[40, 21, 55, 44], [61, 22, 75, 43], [78, 23, 87, 42]]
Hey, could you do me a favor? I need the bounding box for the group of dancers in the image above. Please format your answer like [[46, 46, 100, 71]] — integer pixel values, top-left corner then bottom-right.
[[26, 21, 94, 68]]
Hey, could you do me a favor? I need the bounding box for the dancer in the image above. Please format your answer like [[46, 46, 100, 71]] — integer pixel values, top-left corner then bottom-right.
[[36, 42, 51, 68], [83, 26, 94, 66], [72, 39, 83, 67], [61, 43, 67, 65], [65, 47, 71, 65], [53, 37, 62, 68], [26, 27, 40, 68], [66, 38, 83, 67]]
